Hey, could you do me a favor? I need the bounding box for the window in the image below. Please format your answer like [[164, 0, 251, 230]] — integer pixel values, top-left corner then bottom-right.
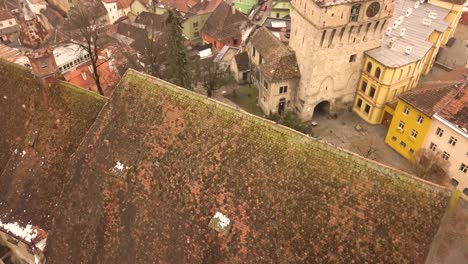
[[366, 62, 372, 73], [233, 39, 238, 45], [279, 86, 288, 94], [361, 80, 367, 92], [448, 136, 457, 146], [403, 106, 410, 115], [350, 5, 360, 22], [369, 87, 376, 98], [349, 54, 356, 62], [398, 120, 405, 130], [320, 30, 327, 47], [364, 104, 370, 114], [399, 141, 406, 148], [263, 80, 268, 89], [253, 47, 256, 57], [193, 22, 199, 27], [391, 136, 397, 141], [460, 163, 468, 173], [194, 31, 200, 37], [436, 127, 444, 137], [328, 29, 336, 47], [442, 151, 450, 161], [409, 148, 415, 154], [429, 142, 437, 151], [450, 178, 459, 187], [417, 115, 424, 124], [356, 98, 362, 108], [259, 55, 263, 64], [410, 129, 418, 139], [375, 67, 381, 79]]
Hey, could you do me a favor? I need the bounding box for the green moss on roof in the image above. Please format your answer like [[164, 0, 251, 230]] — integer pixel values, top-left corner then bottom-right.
[[0, 59, 107, 230], [49, 69, 451, 263]]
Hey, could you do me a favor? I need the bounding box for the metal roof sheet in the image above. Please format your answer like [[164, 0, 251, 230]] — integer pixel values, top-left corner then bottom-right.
[[367, 0, 449, 67]]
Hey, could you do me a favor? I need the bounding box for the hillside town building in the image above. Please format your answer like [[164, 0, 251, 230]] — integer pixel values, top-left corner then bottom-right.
[[288, 0, 394, 120], [385, 68, 468, 197]]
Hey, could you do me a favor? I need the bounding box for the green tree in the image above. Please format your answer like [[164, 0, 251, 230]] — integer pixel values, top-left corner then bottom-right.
[[165, 10, 191, 90]]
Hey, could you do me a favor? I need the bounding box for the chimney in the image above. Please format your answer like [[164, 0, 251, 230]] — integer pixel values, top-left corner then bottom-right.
[[388, 36, 397, 49]]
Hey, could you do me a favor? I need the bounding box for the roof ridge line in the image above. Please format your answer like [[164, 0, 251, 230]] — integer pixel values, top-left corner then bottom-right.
[[123, 69, 451, 194]]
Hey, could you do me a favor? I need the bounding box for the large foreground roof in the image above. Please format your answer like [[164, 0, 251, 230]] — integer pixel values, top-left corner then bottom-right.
[[0, 60, 106, 231], [46, 70, 451, 263]]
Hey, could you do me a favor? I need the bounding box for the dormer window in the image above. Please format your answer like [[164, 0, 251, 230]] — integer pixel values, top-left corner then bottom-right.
[[350, 5, 360, 22]]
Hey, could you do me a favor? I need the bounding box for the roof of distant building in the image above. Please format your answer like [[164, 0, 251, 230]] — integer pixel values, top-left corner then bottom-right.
[[64, 59, 120, 96], [399, 68, 468, 119], [155, 0, 221, 16], [134, 11, 167, 30], [366, 0, 449, 68], [262, 17, 291, 31], [43, 69, 452, 263], [250, 26, 299, 81], [0, 8, 14, 21], [235, 51, 249, 71], [0, 60, 106, 233], [203, 1, 253, 41], [313, 0, 367, 7], [434, 68, 468, 132]]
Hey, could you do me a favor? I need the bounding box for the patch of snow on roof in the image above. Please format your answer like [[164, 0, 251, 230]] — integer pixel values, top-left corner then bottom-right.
[[271, 21, 287, 28], [0, 220, 38, 243], [35, 238, 47, 251], [213, 212, 230, 229], [199, 48, 213, 59], [112, 161, 129, 172], [272, 32, 281, 39]]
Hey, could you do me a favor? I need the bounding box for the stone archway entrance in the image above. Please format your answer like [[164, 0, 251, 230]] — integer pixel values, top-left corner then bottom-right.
[[313, 101, 331, 118]]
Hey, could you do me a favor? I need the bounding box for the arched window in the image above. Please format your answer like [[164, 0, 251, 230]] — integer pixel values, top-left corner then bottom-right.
[[375, 67, 381, 79], [366, 62, 372, 73]]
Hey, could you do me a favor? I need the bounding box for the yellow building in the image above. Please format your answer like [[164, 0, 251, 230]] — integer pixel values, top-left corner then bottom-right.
[[353, 0, 454, 124], [428, 0, 468, 45], [385, 80, 462, 160]]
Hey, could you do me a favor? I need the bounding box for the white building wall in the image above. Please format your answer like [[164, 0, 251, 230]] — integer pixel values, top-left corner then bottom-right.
[[0, 18, 17, 29], [102, 1, 120, 23], [423, 115, 468, 198]]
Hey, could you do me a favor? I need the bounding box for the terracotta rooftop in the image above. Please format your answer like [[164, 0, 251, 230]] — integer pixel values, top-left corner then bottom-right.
[[0, 60, 106, 232], [202, 1, 252, 41], [45, 69, 451, 263], [436, 84, 468, 131], [399, 68, 468, 119], [64, 60, 120, 97], [234, 51, 249, 72], [0, 8, 14, 21], [399, 81, 462, 117], [250, 27, 300, 81]]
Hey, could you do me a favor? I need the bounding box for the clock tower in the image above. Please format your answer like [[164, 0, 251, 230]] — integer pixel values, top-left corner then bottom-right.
[[289, 0, 394, 120]]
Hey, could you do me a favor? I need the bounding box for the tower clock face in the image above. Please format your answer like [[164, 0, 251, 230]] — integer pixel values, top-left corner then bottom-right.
[[366, 2, 381, 18]]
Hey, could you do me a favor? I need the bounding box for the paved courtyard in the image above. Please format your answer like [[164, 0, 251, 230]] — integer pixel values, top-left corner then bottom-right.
[[310, 110, 417, 175]]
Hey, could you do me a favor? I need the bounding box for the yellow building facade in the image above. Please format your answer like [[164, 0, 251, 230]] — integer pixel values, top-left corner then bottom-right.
[[353, 56, 421, 124], [353, 0, 453, 124], [428, 0, 468, 45], [385, 99, 432, 160]]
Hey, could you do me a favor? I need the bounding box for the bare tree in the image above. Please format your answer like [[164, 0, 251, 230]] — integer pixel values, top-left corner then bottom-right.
[[197, 59, 233, 97], [63, 1, 110, 95], [140, 25, 168, 78], [412, 149, 450, 185]]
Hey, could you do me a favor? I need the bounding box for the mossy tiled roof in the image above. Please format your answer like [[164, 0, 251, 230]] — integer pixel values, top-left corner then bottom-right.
[[47, 70, 451, 263], [0, 60, 106, 230]]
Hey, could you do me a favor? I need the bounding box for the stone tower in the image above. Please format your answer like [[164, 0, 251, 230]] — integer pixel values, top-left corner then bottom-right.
[[289, 0, 394, 120], [17, 0, 57, 87]]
